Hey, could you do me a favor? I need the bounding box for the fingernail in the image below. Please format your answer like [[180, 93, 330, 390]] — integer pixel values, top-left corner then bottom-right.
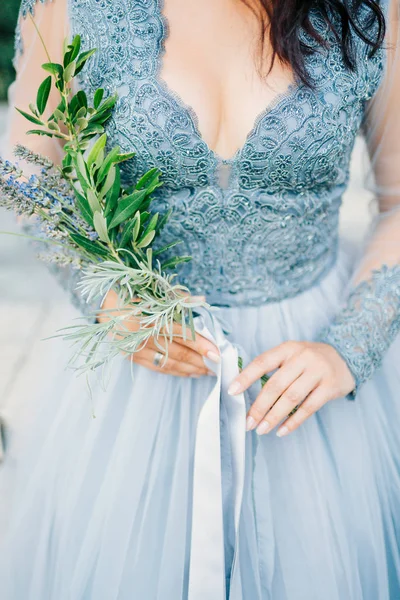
[[276, 426, 289, 438], [207, 370, 217, 377], [246, 416, 257, 431], [256, 421, 271, 435], [228, 381, 241, 395], [207, 351, 220, 363]]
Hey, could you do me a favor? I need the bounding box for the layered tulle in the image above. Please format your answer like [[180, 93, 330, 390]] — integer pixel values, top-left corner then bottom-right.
[[0, 241, 400, 600]]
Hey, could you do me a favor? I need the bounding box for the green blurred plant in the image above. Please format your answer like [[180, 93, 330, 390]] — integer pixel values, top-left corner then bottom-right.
[[0, 0, 20, 101]]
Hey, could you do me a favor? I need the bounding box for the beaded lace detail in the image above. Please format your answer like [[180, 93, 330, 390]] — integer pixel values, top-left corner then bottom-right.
[[66, 0, 385, 306], [16, 0, 400, 395], [319, 265, 400, 396]]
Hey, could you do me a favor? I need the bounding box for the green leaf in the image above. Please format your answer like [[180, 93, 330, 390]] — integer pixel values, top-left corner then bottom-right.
[[141, 212, 159, 240], [100, 165, 116, 199], [70, 233, 109, 258], [132, 211, 141, 243], [76, 117, 89, 130], [36, 76, 52, 115], [139, 211, 151, 225], [76, 152, 90, 181], [73, 152, 91, 190], [26, 129, 55, 137], [87, 189, 102, 214], [64, 61, 76, 83], [135, 168, 162, 193], [87, 133, 107, 170], [56, 97, 67, 113], [88, 94, 117, 123], [119, 211, 140, 248], [116, 152, 136, 163], [146, 248, 153, 268], [62, 153, 72, 168], [71, 186, 93, 226], [97, 147, 120, 184], [81, 123, 105, 137], [94, 88, 104, 109], [153, 240, 181, 256], [28, 103, 39, 116], [69, 95, 82, 120], [94, 149, 105, 171], [136, 230, 156, 249], [104, 165, 121, 218], [161, 256, 192, 270], [74, 48, 97, 75], [53, 108, 66, 123], [93, 212, 110, 243], [15, 108, 43, 126], [55, 78, 65, 93], [76, 106, 87, 120], [108, 190, 147, 229], [42, 62, 64, 79], [64, 35, 81, 67], [62, 166, 74, 176], [47, 121, 60, 132], [156, 207, 173, 233], [119, 218, 135, 248], [76, 90, 88, 110]]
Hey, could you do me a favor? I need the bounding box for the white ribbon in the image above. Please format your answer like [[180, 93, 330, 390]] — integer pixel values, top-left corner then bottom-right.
[[188, 310, 247, 600]]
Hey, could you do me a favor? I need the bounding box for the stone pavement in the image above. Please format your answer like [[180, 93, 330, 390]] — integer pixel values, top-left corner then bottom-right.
[[0, 101, 374, 417]]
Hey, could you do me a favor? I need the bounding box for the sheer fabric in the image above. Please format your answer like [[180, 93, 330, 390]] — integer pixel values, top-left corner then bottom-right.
[[319, 0, 400, 395], [6, 0, 91, 314]]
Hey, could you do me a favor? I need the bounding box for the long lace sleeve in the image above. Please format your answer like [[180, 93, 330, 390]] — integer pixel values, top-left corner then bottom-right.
[[318, 0, 400, 398], [5, 0, 97, 318]]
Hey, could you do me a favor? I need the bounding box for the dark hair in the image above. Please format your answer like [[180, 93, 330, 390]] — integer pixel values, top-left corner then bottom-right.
[[242, 0, 386, 86]]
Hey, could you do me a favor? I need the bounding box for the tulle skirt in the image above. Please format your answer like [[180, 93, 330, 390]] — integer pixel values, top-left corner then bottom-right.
[[1, 242, 400, 600]]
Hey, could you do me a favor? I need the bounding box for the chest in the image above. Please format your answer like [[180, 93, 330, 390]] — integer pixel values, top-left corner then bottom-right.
[[69, 0, 385, 193], [159, 0, 296, 159]]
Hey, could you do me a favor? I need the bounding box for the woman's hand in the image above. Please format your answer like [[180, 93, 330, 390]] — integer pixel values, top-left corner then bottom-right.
[[99, 290, 220, 378], [228, 341, 355, 437]]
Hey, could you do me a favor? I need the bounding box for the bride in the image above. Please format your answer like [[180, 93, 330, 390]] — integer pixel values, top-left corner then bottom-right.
[[1, 0, 400, 598]]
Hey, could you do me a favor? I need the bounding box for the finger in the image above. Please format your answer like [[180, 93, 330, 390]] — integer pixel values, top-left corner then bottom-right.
[[147, 338, 211, 372], [228, 342, 298, 395], [245, 357, 306, 430], [169, 323, 221, 364], [135, 356, 210, 379], [275, 385, 329, 437], [135, 357, 193, 378], [132, 349, 213, 378], [254, 372, 320, 435]]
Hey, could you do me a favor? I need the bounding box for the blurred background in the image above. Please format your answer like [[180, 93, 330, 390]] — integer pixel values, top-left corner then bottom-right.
[[0, 1, 373, 414]]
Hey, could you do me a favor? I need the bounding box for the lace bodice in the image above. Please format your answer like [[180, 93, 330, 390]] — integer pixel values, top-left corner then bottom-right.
[[65, 0, 383, 306], [13, 0, 400, 396]]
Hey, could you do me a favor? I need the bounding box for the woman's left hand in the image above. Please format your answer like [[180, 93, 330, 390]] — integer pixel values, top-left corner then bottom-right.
[[228, 341, 355, 437]]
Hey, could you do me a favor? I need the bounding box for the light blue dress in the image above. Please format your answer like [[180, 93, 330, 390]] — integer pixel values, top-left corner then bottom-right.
[[1, 0, 400, 598]]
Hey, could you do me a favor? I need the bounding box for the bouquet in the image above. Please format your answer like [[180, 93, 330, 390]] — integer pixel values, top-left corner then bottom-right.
[[0, 31, 206, 375]]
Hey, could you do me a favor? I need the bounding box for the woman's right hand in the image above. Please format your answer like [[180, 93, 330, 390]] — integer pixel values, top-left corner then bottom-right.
[[98, 290, 220, 378]]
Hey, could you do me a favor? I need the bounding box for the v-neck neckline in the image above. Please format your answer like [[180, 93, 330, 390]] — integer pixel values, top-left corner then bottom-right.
[[155, 0, 303, 166]]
